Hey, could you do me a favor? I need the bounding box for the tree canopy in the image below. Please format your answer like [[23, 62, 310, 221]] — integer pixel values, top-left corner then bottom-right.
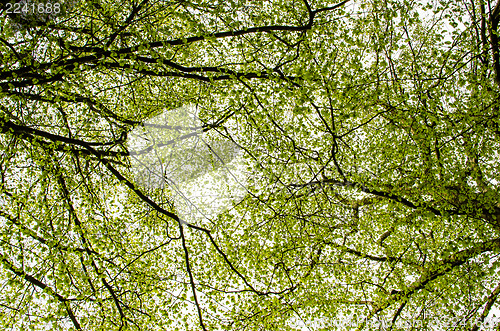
[[1, 0, 500, 330]]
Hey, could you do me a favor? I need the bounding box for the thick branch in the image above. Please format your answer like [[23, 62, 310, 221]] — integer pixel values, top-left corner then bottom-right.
[[471, 281, 500, 331], [57, 174, 127, 325], [290, 177, 446, 216], [0, 252, 81, 329], [0, 2, 350, 86], [355, 238, 500, 331], [0, 116, 127, 159], [179, 225, 207, 331], [489, 0, 500, 87]]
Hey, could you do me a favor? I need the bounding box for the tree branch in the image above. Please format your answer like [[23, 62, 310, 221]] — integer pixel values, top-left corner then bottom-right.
[[179, 224, 207, 331], [471, 281, 500, 331], [0, 252, 82, 329], [355, 238, 500, 330], [489, 0, 500, 87]]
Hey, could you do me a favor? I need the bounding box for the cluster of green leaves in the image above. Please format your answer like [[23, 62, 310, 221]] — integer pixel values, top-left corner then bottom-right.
[[0, 0, 499, 330]]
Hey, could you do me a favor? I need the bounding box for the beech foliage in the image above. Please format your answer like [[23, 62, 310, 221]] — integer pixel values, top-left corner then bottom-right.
[[0, 0, 500, 330]]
